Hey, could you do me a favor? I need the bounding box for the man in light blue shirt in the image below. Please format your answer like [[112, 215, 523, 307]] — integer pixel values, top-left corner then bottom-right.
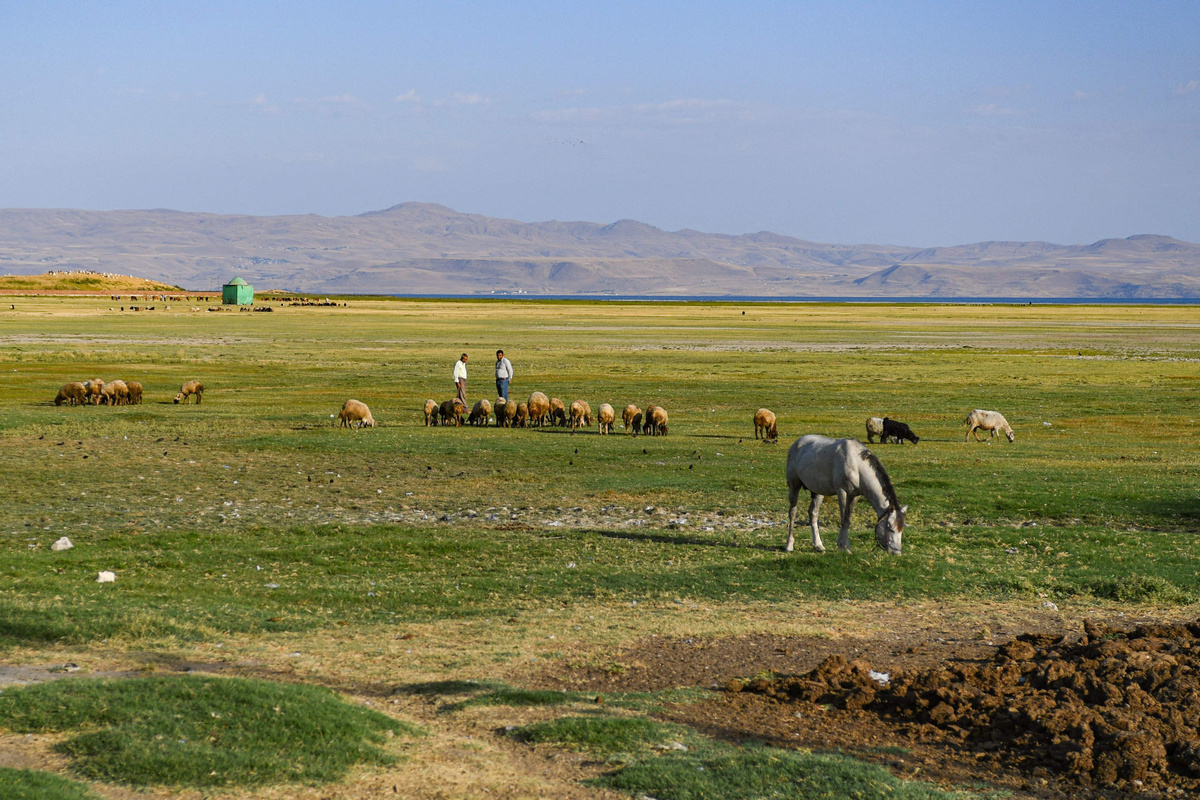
[[495, 349, 513, 401]]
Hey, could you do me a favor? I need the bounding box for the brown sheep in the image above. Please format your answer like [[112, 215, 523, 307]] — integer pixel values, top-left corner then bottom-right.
[[644, 405, 668, 436], [338, 399, 375, 428], [497, 398, 517, 427], [568, 400, 593, 431], [100, 380, 129, 406], [597, 403, 615, 435], [754, 408, 778, 441], [124, 381, 143, 405], [469, 398, 492, 427], [623, 404, 642, 435], [514, 402, 529, 428], [424, 399, 439, 426], [55, 382, 86, 406], [439, 398, 465, 427], [642, 405, 658, 435], [83, 378, 105, 405], [548, 397, 567, 427], [175, 380, 204, 404], [527, 392, 550, 427], [493, 397, 509, 427]]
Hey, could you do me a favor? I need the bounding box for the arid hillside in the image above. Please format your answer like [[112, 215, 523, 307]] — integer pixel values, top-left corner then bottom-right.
[[2, 203, 1198, 297]]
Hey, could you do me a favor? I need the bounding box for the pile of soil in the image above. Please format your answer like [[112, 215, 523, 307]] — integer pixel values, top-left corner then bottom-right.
[[735, 618, 1200, 795]]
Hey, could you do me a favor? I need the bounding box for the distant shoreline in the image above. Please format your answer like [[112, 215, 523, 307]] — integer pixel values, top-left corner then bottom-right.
[[386, 293, 1200, 305]]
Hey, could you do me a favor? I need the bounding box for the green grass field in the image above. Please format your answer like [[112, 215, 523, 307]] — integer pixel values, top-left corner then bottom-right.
[[1, 296, 1198, 798]]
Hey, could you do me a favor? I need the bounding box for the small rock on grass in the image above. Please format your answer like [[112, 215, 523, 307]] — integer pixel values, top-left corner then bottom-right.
[[51, 536, 73, 551], [97, 571, 116, 583]]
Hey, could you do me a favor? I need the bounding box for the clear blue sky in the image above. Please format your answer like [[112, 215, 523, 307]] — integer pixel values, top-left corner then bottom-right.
[[2, 1, 1198, 245]]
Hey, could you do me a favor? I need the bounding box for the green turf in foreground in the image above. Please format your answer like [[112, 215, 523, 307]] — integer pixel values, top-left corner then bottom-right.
[[0, 676, 419, 788], [511, 716, 983, 800], [0, 768, 100, 800]]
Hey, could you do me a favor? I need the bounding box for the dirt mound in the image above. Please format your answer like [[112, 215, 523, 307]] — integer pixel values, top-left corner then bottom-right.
[[737, 618, 1200, 794]]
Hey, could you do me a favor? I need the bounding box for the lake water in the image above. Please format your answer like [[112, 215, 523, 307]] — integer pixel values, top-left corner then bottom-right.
[[391, 294, 1200, 305]]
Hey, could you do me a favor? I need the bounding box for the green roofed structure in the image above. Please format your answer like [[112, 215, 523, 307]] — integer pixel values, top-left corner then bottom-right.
[[222, 276, 254, 305]]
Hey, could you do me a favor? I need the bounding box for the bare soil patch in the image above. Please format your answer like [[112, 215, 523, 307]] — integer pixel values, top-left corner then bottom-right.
[[537, 608, 1200, 798]]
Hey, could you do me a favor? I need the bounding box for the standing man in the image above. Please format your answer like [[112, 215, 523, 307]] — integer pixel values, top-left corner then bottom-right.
[[495, 349, 513, 402], [453, 353, 468, 406]]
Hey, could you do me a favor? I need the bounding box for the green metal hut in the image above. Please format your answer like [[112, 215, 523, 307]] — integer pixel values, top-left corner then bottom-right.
[[222, 276, 254, 305]]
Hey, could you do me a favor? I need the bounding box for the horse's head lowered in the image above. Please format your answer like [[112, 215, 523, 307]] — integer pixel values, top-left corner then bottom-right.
[[875, 504, 907, 555]]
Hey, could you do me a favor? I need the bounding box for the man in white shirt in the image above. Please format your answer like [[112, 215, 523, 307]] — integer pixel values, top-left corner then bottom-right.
[[494, 349, 513, 401], [453, 353, 468, 406]]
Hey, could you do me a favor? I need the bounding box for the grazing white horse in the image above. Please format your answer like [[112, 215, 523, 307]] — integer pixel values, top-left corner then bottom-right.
[[785, 435, 907, 555]]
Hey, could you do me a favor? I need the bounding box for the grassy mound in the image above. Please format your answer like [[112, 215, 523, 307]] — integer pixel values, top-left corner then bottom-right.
[[0, 676, 420, 788], [0, 768, 99, 800], [0, 271, 181, 293], [510, 715, 976, 800]]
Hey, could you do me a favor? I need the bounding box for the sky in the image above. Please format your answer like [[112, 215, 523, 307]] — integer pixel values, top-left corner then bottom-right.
[[2, 1, 1198, 246]]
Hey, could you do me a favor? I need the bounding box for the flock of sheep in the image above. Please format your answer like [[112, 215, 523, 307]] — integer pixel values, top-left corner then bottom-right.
[[58, 378, 1015, 449], [337, 391, 1016, 446], [333, 392, 671, 435], [423, 392, 670, 436], [53, 379, 204, 406]]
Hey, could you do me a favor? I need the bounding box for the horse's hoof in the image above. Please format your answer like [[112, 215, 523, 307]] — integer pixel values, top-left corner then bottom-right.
[[784, 544, 794, 553], [838, 546, 852, 554], [813, 546, 825, 553]]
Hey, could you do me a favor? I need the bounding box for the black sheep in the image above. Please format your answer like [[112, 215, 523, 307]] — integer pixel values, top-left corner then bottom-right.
[[881, 417, 919, 444]]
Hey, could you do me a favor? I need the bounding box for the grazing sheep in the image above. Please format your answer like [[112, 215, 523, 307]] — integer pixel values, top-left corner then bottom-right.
[[642, 405, 658, 435], [514, 402, 529, 428], [597, 403, 615, 434], [174, 380, 204, 404], [499, 398, 518, 427], [964, 409, 1015, 443], [55, 381, 86, 406], [754, 408, 778, 441], [424, 399, 439, 426], [469, 398, 492, 427], [881, 418, 919, 444], [865, 416, 885, 443], [338, 399, 375, 428], [83, 378, 105, 405], [99, 380, 129, 406], [569, 400, 593, 431], [549, 397, 567, 427], [623, 404, 642, 435], [527, 392, 550, 427], [493, 397, 509, 427], [644, 405, 668, 436], [439, 398, 465, 427], [124, 381, 143, 405]]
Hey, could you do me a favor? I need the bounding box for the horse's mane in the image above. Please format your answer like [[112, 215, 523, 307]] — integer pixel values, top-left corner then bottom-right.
[[859, 448, 899, 511]]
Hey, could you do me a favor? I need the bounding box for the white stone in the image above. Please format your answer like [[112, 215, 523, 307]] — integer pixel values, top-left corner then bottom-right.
[[97, 571, 116, 583], [51, 536, 73, 552]]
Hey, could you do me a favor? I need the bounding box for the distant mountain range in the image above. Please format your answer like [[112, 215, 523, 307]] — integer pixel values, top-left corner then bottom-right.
[[2, 203, 1198, 298]]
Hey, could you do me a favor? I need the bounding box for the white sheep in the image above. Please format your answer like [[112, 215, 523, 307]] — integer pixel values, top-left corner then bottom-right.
[[964, 409, 1014, 443]]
